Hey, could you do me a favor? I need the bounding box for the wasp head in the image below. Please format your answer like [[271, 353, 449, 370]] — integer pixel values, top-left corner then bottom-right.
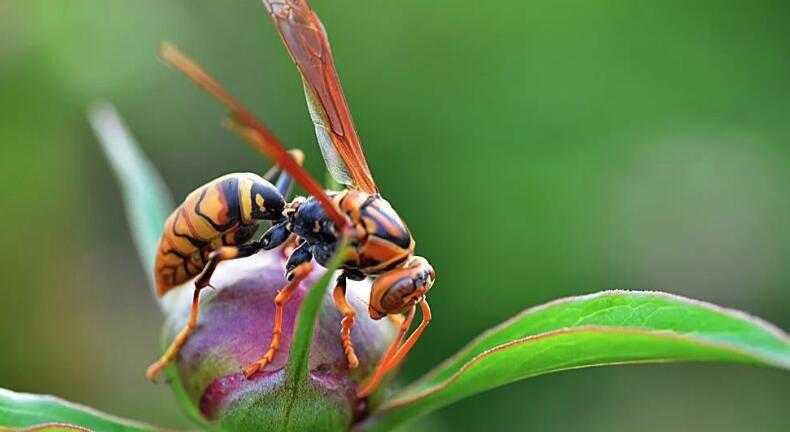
[[368, 256, 435, 319]]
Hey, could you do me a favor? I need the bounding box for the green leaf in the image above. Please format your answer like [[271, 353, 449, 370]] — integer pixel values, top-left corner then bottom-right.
[[0, 388, 162, 431], [360, 290, 790, 431], [87, 102, 174, 288]]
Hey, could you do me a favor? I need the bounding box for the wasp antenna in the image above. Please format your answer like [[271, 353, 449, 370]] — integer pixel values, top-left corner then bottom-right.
[[159, 42, 280, 150], [159, 43, 245, 114], [224, 116, 349, 229], [160, 42, 348, 230]]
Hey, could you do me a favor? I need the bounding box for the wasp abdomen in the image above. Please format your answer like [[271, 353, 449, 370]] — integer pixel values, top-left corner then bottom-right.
[[154, 173, 285, 296]]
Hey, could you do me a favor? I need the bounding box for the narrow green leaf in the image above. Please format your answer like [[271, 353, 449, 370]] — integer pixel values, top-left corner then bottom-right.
[[0, 388, 162, 431], [285, 237, 350, 385], [273, 238, 350, 431], [360, 290, 790, 431], [9, 424, 91, 431], [87, 102, 174, 291]]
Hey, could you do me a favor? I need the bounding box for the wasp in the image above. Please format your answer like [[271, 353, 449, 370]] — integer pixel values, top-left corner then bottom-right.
[[148, 0, 435, 398]]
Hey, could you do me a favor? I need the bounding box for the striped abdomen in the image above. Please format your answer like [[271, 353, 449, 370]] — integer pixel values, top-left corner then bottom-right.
[[154, 173, 284, 296]]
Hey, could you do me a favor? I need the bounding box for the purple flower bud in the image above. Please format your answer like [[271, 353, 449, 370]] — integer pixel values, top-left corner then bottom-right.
[[158, 249, 396, 430]]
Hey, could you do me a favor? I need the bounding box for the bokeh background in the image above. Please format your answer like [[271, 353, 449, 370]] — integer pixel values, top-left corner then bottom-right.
[[1, 0, 788, 430]]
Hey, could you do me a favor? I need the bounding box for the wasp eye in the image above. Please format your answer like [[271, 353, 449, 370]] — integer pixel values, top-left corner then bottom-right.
[[380, 277, 418, 313]]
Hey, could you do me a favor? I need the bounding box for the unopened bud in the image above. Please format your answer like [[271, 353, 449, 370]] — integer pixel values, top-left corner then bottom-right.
[[158, 249, 396, 430]]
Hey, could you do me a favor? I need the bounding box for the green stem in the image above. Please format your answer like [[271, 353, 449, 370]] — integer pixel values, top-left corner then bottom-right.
[[285, 236, 350, 384]]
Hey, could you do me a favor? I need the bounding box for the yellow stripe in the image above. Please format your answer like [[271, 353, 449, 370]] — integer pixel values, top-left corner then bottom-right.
[[239, 177, 253, 224]]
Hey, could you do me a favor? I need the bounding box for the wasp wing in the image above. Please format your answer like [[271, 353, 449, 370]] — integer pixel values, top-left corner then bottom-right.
[[303, 82, 354, 188], [263, 0, 378, 193]]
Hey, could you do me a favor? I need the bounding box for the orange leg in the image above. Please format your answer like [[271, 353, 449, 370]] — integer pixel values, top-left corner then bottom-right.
[[146, 246, 252, 382], [146, 284, 204, 381], [332, 275, 359, 369], [382, 300, 432, 370], [243, 261, 313, 378], [357, 305, 416, 397], [357, 301, 431, 398]]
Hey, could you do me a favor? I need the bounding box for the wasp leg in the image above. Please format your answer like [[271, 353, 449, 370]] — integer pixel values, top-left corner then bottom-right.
[[284, 240, 313, 280], [383, 300, 432, 370], [261, 220, 291, 250], [242, 260, 313, 378], [243, 242, 314, 379], [357, 306, 416, 397], [357, 300, 431, 398], [332, 273, 360, 369], [145, 242, 263, 382]]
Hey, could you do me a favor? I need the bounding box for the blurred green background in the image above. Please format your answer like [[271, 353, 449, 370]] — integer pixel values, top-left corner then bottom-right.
[[1, 0, 788, 430]]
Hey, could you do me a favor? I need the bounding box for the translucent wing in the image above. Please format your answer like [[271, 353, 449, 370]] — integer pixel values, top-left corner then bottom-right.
[[303, 83, 354, 188], [263, 0, 378, 193]]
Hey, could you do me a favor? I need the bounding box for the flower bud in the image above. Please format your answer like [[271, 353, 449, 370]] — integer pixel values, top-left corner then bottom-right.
[[158, 249, 396, 430]]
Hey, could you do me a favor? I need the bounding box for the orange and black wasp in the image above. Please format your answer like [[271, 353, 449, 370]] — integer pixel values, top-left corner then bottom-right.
[[146, 0, 435, 398]]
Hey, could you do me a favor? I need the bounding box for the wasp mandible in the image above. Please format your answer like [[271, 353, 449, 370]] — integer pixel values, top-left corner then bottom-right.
[[148, 0, 435, 398]]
